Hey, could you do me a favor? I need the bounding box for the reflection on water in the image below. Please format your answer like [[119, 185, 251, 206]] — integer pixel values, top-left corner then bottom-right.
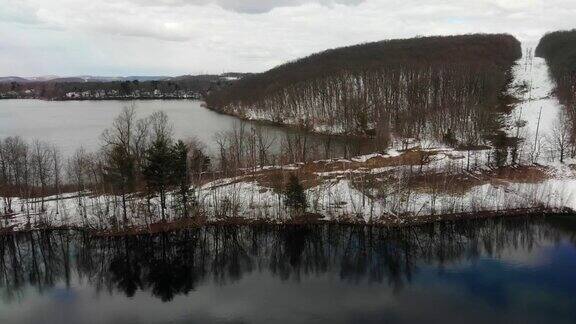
[[1, 215, 575, 324]]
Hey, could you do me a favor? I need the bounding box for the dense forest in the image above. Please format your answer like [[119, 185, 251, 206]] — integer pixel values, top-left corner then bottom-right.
[[0, 74, 245, 100], [536, 29, 576, 142], [206, 34, 521, 148]]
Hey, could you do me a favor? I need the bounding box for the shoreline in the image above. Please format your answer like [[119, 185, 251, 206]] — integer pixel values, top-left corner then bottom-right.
[[2, 206, 572, 237], [202, 103, 377, 139]]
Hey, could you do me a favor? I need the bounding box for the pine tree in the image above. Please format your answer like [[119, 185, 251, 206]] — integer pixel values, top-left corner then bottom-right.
[[190, 148, 210, 176], [172, 140, 192, 218], [143, 137, 174, 222], [443, 128, 458, 147], [284, 174, 307, 213], [103, 145, 136, 227]]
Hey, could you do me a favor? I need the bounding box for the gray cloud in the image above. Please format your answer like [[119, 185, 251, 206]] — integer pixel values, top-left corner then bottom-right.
[[0, 0, 575, 76], [214, 0, 365, 14], [131, 0, 364, 13]]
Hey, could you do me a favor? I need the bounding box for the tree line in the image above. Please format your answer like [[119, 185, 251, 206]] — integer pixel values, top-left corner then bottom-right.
[[0, 74, 238, 100]]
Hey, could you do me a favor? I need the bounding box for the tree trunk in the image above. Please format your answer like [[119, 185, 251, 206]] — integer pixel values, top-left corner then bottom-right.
[[122, 192, 128, 227]]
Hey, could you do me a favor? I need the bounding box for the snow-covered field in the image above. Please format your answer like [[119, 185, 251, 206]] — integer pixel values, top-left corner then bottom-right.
[[2, 149, 573, 232]]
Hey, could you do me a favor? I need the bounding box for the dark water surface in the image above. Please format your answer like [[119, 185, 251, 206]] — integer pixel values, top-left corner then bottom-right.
[[1, 215, 575, 324]]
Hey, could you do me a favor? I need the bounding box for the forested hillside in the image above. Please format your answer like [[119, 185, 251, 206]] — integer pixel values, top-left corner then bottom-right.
[[536, 30, 576, 134], [206, 34, 521, 147]]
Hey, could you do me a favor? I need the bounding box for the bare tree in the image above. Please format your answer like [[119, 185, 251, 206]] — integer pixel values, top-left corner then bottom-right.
[[31, 140, 53, 212], [100, 105, 144, 225], [52, 146, 63, 215], [101, 104, 137, 154], [550, 111, 571, 163], [254, 126, 276, 167]]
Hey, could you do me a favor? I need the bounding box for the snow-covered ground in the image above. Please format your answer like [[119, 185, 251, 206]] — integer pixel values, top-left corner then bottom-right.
[[2, 51, 575, 232], [507, 56, 564, 159], [2, 149, 572, 232]]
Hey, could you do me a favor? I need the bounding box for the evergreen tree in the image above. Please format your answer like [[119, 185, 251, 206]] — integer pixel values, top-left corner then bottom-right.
[[172, 140, 192, 218], [443, 128, 458, 147], [190, 148, 211, 176], [103, 145, 136, 226], [143, 137, 174, 221], [284, 174, 307, 213]]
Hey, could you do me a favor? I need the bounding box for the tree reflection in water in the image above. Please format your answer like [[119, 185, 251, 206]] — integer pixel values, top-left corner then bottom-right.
[[0, 215, 574, 303]]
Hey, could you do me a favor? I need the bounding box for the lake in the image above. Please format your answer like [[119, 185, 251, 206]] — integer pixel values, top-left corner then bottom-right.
[[0, 99, 371, 157], [1, 215, 575, 324]]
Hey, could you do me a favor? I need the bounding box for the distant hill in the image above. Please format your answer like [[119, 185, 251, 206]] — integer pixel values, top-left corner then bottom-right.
[[72, 76, 172, 82], [48, 77, 88, 83], [0, 74, 250, 84], [0, 75, 171, 83], [206, 34, 521, 144], [0, 76, 31, 83], [169, 74, 220, 82], [28, 75, 60, 82]]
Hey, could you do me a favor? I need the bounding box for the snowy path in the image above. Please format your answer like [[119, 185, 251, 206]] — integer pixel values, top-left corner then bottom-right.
[[507, 56, 563, 154], [506, 52, 576, 209]]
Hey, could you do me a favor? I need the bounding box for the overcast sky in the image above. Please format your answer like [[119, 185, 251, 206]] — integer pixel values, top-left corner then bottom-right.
[[0, 0, 574, 76]]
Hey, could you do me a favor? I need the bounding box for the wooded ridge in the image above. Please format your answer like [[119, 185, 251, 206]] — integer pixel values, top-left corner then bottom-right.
[[206, 34, 521, 147]]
